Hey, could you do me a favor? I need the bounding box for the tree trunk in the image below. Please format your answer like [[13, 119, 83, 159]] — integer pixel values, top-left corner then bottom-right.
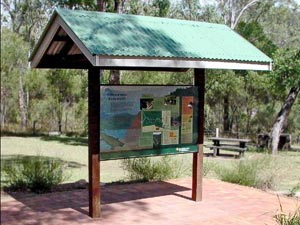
[[109, 70, 121, 84], [271, 85, 300, 154], [223, 96, 230, 132], [246, 108, 251, 133], [18, 74, 28, 130], [0, 88, 7, 128], [97, 0, 106, 11], [64, 110, 68, 133], [96, 1, 122, 85], [107, 1, 125, 85], [114, 0, 121, 14], [58, 119, 62, 133]]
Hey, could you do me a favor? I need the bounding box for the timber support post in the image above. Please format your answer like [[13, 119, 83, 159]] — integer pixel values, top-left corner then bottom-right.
[[88, 68, 101, 218], [192, 68, 205, 201]]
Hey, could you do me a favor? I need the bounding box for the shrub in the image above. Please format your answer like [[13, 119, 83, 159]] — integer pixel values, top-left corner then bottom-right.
[[203, 159, 216, 176], [214, 155, 280, 189], [289, 182, 300, 197], [274, 197, 300, 225], [2, 156, 67, 193], [122, 156, 188, 182]]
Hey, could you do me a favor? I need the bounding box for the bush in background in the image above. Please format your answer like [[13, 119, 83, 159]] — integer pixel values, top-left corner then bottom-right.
[[203, 159, 216, 176], [2, 156, 67, 193], [214, 155, 280, 190], [122, 156, 189, 182]]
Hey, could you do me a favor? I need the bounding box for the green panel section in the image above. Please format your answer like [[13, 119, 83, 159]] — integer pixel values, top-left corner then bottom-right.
[[56, 8, 272, 63], [100, 145, 198, 161], [142, 111, 162, 127]]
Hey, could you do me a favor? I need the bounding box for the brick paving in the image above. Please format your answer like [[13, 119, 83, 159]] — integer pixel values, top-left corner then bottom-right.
[[1, 178, 298, 225]]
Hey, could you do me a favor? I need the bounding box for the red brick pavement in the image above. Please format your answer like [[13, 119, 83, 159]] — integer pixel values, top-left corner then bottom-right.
[[1, 178, 298, 225]]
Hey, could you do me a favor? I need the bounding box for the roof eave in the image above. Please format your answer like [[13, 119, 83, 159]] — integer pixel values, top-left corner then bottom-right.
[[96, 55, 273, 71], [29, 10, 59, 62], [30, 9, 96, 68]]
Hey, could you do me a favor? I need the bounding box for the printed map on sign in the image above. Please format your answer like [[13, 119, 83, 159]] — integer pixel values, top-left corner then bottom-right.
[[100, 86, 198, 152]]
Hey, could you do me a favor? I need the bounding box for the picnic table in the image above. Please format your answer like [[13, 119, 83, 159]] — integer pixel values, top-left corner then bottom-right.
[[206, 137, 250, 158]]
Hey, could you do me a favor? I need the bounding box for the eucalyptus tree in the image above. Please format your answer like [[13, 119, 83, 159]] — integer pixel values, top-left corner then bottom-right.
[[270, 49, 300, 154], [1, 0, 54, 45], [1, 29, 30, 130], [46, 69, 86, 133], [258, 0, 300, 48], [1, 0, 56, 131], [255, 1, 300, 152]]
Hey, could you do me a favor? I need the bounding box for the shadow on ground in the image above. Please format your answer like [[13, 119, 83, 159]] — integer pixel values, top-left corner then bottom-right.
[[3, 181, 190, 218], [40, 136, 88, 146]]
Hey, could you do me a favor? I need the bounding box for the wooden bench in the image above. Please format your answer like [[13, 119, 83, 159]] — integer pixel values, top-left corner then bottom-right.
[[206, 137, 250, 158]]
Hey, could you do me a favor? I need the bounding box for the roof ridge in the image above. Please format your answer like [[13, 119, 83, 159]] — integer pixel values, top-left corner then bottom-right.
[[55, 7, 228, 29]]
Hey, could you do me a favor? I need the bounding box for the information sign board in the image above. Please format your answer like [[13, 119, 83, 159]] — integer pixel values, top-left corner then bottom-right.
[[100, 86, 199, 160]]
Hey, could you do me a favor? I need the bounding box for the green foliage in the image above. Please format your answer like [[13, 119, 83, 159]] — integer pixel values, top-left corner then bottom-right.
[[260, 3, 300, 49], [236, 21, 277, 57], [152, 0, 170, 17], [2, 156, 67, 193], [274, 197, 300, 225], [121, 70, 193, 85], [1, 28, 29, 127], [1, 0, 300, 139], [270, 48, 300, 95], [1, 0, 55, 45], [214, 155, 280, 190], [121, 156, 188, 182], [55, 0, 96, 10], [289, 182, 300, 197], [203, 159, 216, 176]]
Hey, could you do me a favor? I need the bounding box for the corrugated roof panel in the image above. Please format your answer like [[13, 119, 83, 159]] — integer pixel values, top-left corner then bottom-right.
[[56, 8, 272, 63]]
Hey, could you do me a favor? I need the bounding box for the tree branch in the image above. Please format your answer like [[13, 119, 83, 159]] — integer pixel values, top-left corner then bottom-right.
[[233, 0, 260, 29]]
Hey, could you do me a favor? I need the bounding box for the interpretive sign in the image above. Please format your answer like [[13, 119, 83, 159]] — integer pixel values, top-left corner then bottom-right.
[[100, 86, 199, 160]]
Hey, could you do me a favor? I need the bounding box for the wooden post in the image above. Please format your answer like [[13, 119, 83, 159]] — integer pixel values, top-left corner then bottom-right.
[[88, 68, 101, 218], [192, 68, 205, 201]]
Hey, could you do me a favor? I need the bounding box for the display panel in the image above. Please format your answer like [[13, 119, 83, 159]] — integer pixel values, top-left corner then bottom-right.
[[100, 86, 199, 160]]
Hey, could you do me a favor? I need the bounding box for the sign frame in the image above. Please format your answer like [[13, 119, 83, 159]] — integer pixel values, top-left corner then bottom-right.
[[99, 85, 200, 160]]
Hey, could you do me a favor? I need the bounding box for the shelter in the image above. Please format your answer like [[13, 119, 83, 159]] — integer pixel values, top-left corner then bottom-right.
[[30, 8, 272, 218]]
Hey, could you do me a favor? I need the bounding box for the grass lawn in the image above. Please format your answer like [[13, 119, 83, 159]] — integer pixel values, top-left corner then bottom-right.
[[0, 136, 127, 184], [1, 136, 299, 192]]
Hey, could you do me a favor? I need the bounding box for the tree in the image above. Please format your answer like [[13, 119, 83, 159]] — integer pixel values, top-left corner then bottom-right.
[[46, 69, 84, 133], [270, 48, 300, 154], [1, 0, 54, 45], [56, 0, 95, 10], [1, 28, 30, 130], [214, 0, 270, 132], [1, 0, 56, 131], [153, 0, 170, 17], [95, 0, 126, 84], [258, 1, 300, 48], [216, 0, 266, 29]]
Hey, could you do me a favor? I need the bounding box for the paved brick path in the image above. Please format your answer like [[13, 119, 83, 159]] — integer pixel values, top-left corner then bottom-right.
[[1, 178, 297, 225]]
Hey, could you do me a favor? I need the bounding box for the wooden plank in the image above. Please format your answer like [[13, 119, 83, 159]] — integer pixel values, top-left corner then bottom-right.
[[192, 68, 205, 201], [205, 145, 246, 151], [208, 137, 250, 142], [39, 55, 92, 69], [88, 68, 101, 218]]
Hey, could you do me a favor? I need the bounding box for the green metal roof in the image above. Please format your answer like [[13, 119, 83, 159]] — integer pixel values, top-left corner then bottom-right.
[[56, 8, 272, 63]]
